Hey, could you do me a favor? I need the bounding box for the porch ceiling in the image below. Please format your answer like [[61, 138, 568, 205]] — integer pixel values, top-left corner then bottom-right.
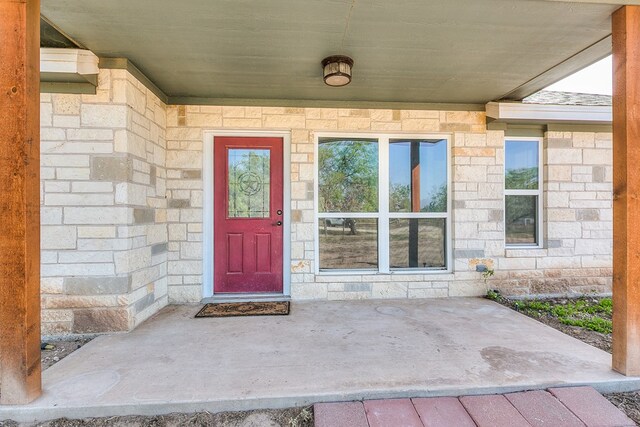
[[41, 0, 625, 106]]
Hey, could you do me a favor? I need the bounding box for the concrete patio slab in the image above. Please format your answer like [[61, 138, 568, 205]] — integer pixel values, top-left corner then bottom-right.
[[1, 298, 640, 423]]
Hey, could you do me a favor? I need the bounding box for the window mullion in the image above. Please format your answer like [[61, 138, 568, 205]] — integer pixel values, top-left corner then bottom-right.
[[379, 136, 390, 273]]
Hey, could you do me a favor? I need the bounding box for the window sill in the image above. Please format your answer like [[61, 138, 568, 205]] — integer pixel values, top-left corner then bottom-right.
[[316, 269, 453, 276]]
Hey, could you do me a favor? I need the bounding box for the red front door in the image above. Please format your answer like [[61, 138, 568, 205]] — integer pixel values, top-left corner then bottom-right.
[[214, 137, 284, 294]]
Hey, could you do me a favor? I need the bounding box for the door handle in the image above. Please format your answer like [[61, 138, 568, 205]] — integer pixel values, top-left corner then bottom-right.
[[274, 221, 283, 226]]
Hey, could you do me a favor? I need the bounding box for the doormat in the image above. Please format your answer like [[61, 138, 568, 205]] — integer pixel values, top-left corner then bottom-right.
[[195, 301, 290, 318]]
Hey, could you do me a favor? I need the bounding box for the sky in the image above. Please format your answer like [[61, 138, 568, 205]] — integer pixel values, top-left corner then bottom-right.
[[545, 55, 612, 95]]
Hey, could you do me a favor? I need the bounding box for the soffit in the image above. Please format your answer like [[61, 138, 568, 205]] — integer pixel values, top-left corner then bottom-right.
[[41, 0, 623, 105]]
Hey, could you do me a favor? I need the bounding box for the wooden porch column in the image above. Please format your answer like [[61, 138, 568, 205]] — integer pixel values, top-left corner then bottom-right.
[[0, 0, 42, 404], [612, 5, 640, 376]]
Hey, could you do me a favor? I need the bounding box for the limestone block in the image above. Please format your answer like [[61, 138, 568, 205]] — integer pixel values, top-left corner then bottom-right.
[[572, 132, 596, 147], [42, 141, 113, 155], [52, 94, 81, 115], [72, 308, 131, 333], [41, 102, 53, 126], [41, 277, 64, 294], [583, 149, 612, 165], [263, 114, 306, 129], [454, 165, 487, 182], [42, 263, 115, 277], [81, 104, 127, 128], [547, 148, 582, 164], [64, 207, 131, 225], [41, 207, 63, 225], [58, 251, 113, 264], [52, 115, 80, 128], [166, 150, 202, 169], [168, 285, 202, 303], [291, 283, 328, 300], [371, 283, 408, 298], [408, 288, 449, 298], [77, 226, 117, 238], [41, 226, 77, 250], [45, 181, 70, 193], [68, 129, 114, 142], [42, 309, 74, 323], [536, 256, 582, 269], [168, 260, 202, 275], [547, 165, 572, 181], [41, 128, 67, 143], [64, 276, 130, 295], [114, 247, 152, 274], [42, 154, 90, 168], [222, 118, 262, 128], [45, 193, 114, 206], [69, 182, 112, 194], [574, 239, 611, 255], [180, 241, 202, 259]]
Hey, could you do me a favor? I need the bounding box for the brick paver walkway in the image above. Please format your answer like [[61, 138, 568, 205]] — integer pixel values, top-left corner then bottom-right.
[[314, 386, 636, 427]]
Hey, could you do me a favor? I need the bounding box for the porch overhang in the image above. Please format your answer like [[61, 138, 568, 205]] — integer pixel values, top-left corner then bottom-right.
[[39, 0, 633, 107]]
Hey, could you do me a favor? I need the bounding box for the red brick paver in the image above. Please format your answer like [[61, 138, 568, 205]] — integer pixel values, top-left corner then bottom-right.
[[549, 386, 636, 427], [412, 397, 476, 427], [314, 401, 368, 427], [506, 390, 585, 427], [460, 394, 532, 427], [364, 398, 423, 427], [313, 386, 635, 427]]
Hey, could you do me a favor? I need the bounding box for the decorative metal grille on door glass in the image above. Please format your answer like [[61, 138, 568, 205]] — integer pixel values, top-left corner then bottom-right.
[[228, 149, 270, 218]]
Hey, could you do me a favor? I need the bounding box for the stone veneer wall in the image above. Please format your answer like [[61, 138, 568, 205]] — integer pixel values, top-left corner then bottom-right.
[[40, 69, 168, 335], [39, 68, 613, 335], [489, 131, 613, 296], [164, 108, 613, 302]]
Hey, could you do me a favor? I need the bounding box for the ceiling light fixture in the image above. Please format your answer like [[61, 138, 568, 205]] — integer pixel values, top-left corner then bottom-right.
[[321, 55, 354, 87]]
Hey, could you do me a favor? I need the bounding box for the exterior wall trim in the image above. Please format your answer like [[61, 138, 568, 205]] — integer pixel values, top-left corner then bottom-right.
[[202, 130, 292, 299], [486, 101, 612, 124]]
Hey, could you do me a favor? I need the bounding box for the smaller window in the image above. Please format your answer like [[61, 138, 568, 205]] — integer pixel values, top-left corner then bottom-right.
[[505, 139, 543, 247]]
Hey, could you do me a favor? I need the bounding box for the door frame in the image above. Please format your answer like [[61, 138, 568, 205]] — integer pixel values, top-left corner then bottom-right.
[[203, 130, 292, 299]]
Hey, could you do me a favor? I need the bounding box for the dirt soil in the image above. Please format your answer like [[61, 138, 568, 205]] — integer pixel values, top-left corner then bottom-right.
[[0, 407, 314, 427], [493, 295, 639, 425]]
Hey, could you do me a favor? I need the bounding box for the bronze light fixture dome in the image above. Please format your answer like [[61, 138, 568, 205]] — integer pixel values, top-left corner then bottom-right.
[[321, 55, 354, 87]]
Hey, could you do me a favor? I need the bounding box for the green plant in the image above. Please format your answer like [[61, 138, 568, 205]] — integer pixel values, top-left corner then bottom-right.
[[516, 297, 613, 334], [486, 289, 501, 301], [481, 268, 494, 283]]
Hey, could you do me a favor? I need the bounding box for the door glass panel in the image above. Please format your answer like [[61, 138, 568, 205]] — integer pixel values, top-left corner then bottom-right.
[[389, 139, 447, 213], [228, 149, 270, 218]]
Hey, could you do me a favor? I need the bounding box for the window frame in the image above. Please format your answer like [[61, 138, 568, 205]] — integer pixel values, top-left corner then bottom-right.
[[314, 132, 452, 275], [504, 137, 544, 249]]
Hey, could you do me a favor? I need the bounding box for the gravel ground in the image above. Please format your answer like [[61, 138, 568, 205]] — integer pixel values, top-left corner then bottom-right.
[[41, 339, 92, 370]]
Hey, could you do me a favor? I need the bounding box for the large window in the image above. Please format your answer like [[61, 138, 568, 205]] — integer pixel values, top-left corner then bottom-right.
[[504, 138, 543, 247], [317, 135, 450, 273]]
